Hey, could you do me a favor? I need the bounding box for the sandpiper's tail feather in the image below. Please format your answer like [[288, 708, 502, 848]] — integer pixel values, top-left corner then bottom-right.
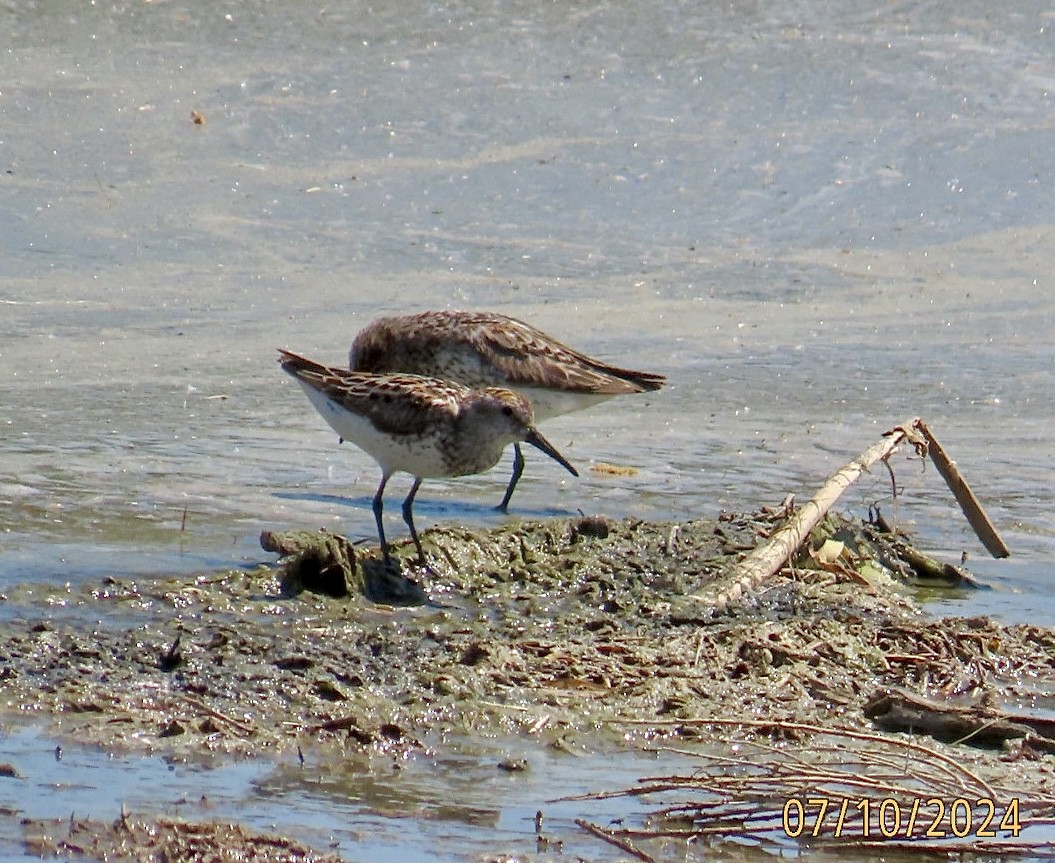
[[278, 348, 331, 380], [474, 321, 665, 395], [279, 349, 479, 436]]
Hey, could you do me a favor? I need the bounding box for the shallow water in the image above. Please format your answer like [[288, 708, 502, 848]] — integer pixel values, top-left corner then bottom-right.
[[2, 0, 1054, 858], [5, 727, 1054, 861], [0, 727, 692, 861]]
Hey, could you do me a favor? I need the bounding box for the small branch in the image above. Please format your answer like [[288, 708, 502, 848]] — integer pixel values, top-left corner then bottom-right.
[[864, 687, 1055, 749], [574, 819, 658, 863], [892, 538, 989, 588], [919, 420, 1010, 558], [620, 716, 996, 799], [178, 695, 256, 736], [693, 417, 923, 608]]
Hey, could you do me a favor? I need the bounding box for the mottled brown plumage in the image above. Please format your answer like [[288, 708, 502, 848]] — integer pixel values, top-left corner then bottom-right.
[[351, 310, 665, 410], [349, 310, 665, 509], [278, 349, 577, 563]]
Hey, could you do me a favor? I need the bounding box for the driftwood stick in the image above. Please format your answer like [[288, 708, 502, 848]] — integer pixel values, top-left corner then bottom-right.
[[918, 420, 1010, 559], [693, 418, 923, 608], [892, 539, 988, 588], [574, 819, 658, 863], [864, 687, 1055, 750]]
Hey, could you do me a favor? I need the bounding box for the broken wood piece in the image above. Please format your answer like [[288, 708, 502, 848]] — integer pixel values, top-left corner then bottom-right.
[[690, 417, 1006, 608], [864, 687, 1055, 752], [919, 420, 1010, 559], [865, 518, 987, 588], [884, 533, 988, 589], [575, 819, 658, 863], [690, 418, 924, 609]]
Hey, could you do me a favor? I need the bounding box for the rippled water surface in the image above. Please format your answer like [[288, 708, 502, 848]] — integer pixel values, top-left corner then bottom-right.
[[2, 0, 1054, 857], [0, 727, 692, 862]]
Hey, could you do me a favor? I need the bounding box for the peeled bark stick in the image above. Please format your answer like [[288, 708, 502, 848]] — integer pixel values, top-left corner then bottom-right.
[[918, 420, 1010, 559], [692, 418, 924, 609]]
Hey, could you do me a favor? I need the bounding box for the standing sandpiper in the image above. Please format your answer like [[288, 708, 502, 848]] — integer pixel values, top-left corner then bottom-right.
[[278, 349, 578, 564], [349, 310, 665, 510]]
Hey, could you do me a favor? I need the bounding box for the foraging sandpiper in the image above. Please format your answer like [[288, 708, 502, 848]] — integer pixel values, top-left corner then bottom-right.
[[349, 310, 664, 510], [278, 349, 578, 563]]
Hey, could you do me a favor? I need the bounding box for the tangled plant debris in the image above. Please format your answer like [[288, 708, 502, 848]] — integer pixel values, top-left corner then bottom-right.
[[1, 508, 1052, 860]]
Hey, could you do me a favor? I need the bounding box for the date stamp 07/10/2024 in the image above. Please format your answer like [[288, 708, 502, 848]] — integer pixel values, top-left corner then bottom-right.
[[781, 797, 1022, 840]]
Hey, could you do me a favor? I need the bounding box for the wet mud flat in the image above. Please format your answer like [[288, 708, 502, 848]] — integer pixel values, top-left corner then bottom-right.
[[3, 512, 1055, 860]]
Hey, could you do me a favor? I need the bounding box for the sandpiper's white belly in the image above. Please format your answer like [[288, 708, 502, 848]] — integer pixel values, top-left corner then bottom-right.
[[296, 381, 458, 478]]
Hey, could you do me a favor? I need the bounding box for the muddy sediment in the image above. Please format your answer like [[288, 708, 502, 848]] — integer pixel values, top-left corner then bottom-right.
[[19, 813, 344, 863], [3, 512, 1054, 858]]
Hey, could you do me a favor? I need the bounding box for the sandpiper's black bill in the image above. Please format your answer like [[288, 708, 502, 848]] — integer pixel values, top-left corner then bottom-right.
[[523, 428, 578, 477]]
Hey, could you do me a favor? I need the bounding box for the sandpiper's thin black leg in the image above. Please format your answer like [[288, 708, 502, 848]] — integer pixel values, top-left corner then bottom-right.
[[372, 473, 391, 560], [496, 443, 525, 512], [401, 477, 425, 563]]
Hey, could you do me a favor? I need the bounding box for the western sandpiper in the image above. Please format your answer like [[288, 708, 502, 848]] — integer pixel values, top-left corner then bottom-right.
[[278, 349, 578, 564], [349, 310, 665, 510]]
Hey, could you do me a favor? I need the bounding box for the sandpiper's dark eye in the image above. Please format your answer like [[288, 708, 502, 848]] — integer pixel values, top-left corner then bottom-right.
[[502, 405, 514, 417]]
